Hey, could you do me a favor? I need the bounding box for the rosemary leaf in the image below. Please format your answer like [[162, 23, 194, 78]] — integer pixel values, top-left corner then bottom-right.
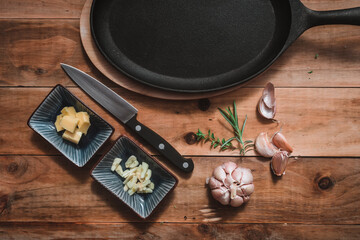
[[244, 144, 255, 150], [241, 115, 247, 136], [245, 148, 253, 153], [233, 101, 239, 127], [221, 136, 236, 148]]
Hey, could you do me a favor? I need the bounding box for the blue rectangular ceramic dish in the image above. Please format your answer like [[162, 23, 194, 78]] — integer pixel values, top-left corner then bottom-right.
[[91, 136, 178, 219], [28, 84, 114, 167]]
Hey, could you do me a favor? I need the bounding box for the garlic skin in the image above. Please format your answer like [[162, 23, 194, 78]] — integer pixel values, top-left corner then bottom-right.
[[258, 82, 276, 119], [272, 132, 293, 153], [262, 82, 276, 108], [255, 132, 278, 158], [207, 162, 254, 207], [271, 151, 289, 176]]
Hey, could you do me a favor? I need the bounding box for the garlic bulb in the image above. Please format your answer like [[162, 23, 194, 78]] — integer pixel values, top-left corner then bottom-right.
[[207, 162, 254, 207], [258, 82, 276, 119], [255, 132, 278, 158], [271, 151, 289, 176]]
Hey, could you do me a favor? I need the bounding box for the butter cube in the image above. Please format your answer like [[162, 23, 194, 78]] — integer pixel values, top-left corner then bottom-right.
[[76, 112, 91, 135], [61, 106, 77, 117], [60, 115, 79, 133], [54, 114, 64, 132], [62, 129, 83, 144]]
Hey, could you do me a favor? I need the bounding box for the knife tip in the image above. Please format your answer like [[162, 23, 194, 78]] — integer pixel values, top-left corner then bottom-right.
[[60, 63, 67, 68]]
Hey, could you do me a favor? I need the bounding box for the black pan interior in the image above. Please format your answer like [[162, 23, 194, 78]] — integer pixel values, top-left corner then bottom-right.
[[91, 0, 292, 92]]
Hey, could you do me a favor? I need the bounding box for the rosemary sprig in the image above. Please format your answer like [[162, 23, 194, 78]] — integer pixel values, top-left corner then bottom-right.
[[196, 129, 235, 151], [196, 101, 254, 155]]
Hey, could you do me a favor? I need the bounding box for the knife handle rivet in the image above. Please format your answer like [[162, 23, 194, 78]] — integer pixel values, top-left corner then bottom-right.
[[159, 143, 165, 150], [183, 162, 189, 169], [135, 125, 142, 131]]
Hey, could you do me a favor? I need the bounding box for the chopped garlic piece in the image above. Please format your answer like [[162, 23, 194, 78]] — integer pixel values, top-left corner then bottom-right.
[[124, 185, 128, 191], [140, 162, 149, 179], [129, 160, 139, 169], [148, 182, 154, 190], [127, 175, 138, 189], [142, 179, 151, 188], [125, 155, 137, 168], [122, 170, 130, 178], [144, 169, 152, 181], [128, 188, 136, 196], [111, 158, 122, 171], [123, 174, 133, 185], [143, 188, 153, 194], [115, 165, 123, 176]]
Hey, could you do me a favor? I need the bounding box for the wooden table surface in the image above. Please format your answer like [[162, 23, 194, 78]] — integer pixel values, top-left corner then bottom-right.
[[1, 0, 360, 239]]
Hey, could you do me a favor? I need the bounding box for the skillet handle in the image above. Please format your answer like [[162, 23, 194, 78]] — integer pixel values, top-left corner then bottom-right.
[[308, 7, 360, 27]]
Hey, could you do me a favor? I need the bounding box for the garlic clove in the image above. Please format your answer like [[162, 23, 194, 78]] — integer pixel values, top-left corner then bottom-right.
[[211, 187, 230, 205], [271, 151, 289, 176], [222, 161, 237, 174], [213, 166, 226, 181], [208, 176, 223, 190], [258, 98, 276, 119], [231, 167, 243, 182], [255, 132, 278, 158], [239, 168, 253, 185], [230, 195, 244, 207], [262, 82, 276, 108], [272, 132, 293, 153], [240, 184, 255, 196]]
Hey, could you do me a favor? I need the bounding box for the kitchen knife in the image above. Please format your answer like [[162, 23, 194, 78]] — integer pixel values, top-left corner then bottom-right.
[[61, 63, 194, 173]]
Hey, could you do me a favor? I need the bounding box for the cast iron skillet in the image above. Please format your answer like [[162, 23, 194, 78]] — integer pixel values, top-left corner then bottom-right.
[[91, 0, 360, 93]]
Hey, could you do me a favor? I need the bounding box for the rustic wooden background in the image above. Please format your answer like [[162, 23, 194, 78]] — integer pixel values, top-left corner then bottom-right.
[[1, 0, 360, 239]]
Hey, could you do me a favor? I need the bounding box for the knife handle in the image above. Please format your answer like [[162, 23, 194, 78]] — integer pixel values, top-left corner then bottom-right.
[[126, 115, 194, 173]]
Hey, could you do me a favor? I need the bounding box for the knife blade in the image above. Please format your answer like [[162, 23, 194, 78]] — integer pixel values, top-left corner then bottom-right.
[[61, 63, 194, 173]]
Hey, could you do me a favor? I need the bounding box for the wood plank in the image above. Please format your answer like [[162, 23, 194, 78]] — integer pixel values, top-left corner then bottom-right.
[[1, 18, 360, 88], [0, 156, 359, 224], [1, 87, 360, 157], [0, 222, 359, 240], [0, 19, 108, 87], [0, 0, 86, 18]]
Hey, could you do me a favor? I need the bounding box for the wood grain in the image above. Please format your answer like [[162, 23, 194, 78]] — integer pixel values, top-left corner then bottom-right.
[[0, 222, 359, 240], [1, 18, 360, 89], [0, 0, 86, 18], [2, 87, 360, 157], [0, 156, 359, 224], [0, 19, 100, 87]]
